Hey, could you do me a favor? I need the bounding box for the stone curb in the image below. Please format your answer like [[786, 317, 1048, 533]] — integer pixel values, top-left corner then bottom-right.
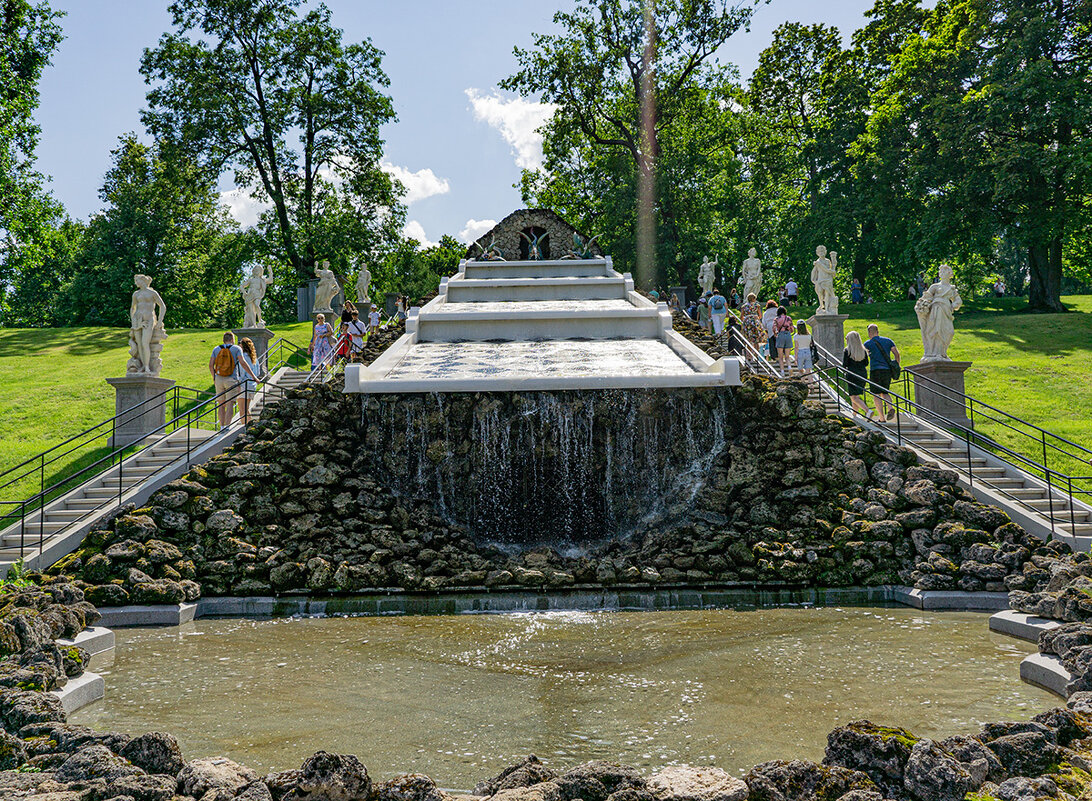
[[988, 610, 1060, 643], [57, 626, 116, 657], [892, 587, 1011, 611], [96, 602, 196, 628], [1020, 653, 1070, 699], [87, 587, 1030, 627], [52, 670, 105, 714]]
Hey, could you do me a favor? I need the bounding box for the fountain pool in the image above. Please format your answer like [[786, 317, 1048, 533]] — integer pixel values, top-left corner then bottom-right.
[[74, 607, 1052, 786]]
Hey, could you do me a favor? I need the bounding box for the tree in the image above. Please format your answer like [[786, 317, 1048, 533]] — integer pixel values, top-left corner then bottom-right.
[[863, 0, 1092, 312], [139, 0, 404, 284], [61, 133, 241, 327], [503, 0, 754, 287], [0, 0, 64, 323], [374, 234, 463, 304]]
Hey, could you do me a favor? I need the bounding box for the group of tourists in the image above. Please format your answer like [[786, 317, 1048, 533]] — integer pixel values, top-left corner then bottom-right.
[[310, 299, 392, 370]]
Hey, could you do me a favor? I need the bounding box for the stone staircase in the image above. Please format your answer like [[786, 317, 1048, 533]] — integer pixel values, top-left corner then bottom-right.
[[347, 257, 741, 394], [798, 375, 1092, 548], [0, 367, 310, 574]]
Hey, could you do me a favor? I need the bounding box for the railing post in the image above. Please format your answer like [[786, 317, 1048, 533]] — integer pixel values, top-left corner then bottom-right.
[[118, 445, 124, 504], [20, 501, 25, 560], [1069, 475, 1076, 536], [965, 429, 973, 488], [1046, 466, 1056, 536]]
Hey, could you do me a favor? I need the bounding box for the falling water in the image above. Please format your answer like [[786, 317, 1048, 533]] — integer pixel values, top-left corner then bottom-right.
[[363, 388, 735, 547]]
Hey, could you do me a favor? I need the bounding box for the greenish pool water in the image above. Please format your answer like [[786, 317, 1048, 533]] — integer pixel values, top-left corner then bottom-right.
[[74, 607, 1053, 787]]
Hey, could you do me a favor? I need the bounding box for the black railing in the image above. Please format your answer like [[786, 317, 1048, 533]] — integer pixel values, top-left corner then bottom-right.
[[0, 340, 307, 565], [807, 341, 1092, 538]]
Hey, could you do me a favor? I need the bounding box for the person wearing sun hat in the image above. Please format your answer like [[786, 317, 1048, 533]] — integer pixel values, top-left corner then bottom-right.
[[367, 303, 381, 333]]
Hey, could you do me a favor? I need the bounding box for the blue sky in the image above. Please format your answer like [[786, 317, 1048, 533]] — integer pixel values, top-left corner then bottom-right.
[[37, 0, 892, 247]]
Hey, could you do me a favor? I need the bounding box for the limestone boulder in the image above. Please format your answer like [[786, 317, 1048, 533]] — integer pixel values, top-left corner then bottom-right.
[[54, 744, 145, 783], [119, 731, 184, 776], [647, 765, 749, 801], [823, 721, 915, 796], [179, 756, 260, 797], [375, 773, 453, 801], [291, 750, 371, 801], [745, 759, 875, 801], [902, 739, 975, 801]]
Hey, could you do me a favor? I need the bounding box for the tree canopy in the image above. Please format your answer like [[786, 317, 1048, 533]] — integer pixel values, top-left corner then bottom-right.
[[139, 0, 405, 283]]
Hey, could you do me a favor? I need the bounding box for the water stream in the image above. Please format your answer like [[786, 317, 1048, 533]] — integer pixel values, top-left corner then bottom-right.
[[75, 607, 1051, 785], [366, 389, 732, 546]]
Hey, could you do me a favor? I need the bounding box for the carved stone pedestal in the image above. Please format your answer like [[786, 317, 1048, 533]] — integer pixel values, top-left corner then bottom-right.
[[232, 327, 275, 372], [105, 376, 176, 448], [906, 360, 973, 429], [806, 313, 849, 366]]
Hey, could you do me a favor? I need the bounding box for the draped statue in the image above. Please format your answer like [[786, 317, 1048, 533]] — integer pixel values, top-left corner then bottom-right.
[[915, 263, 963, 361], [127, 274, 167, 376]]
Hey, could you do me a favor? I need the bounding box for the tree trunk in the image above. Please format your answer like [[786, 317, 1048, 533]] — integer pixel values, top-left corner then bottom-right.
[[1027, 238, 1066, 313]]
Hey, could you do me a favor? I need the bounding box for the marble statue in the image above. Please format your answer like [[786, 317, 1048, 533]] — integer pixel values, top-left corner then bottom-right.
[[127, 274, 167, 376], [811, 245, 839, 315], [520, 229, 546, 260], [313, 259, 341, 313], [697, 255, 718, 296], [471, 236, 505, 261], [915, 263, 963, 361], [741, 247, 762, 299], [239, 263, 274, 329], [355, 261, 371, 304], [562, 232, 602, 259]]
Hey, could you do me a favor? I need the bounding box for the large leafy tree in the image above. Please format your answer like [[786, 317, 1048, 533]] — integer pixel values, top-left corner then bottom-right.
[[864, 0, 1092, 312], [503, 0, 755, 287], [61, 134, 241, 327], [0, 0, 64, 323], [139, 0, 404, 284]]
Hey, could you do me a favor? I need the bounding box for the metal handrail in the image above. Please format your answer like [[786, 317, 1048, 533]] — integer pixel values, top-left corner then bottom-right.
[[808, 340, 1091, 537], [0, 342, 306, 551], [0, 384, 211, 495], [0, 374, 295, 563], [892, 355, 1092, 464]]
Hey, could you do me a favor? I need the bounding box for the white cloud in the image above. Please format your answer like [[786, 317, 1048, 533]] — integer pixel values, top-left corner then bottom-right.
[[465, 88, 556, 170], [221, 188, 270, 229], [458, 218, 497, 244], [403, 219, 439, 248], [382, 162, 451, 205]]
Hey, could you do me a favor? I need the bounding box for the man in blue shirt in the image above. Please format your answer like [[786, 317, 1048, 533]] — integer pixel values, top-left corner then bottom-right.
[[209, 332, 260, 429], [864, 324, 901, 421]]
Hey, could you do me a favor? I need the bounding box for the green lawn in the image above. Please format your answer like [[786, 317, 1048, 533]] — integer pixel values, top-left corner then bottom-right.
[[0, 322, 314, 508], [2, 296, 1091, 509], [798, 294, 1092, 491]]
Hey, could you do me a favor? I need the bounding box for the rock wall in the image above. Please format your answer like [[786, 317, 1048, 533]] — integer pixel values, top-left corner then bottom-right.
[[465, 209, 604, 261], [43, 373, 1065, 603]]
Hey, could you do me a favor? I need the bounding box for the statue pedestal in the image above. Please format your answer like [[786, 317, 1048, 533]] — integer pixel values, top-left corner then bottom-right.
[[232, 327, 275, 372], [906, 360, 973, 429], [105, 376, 176, 448], [806, 313, 849, 366]]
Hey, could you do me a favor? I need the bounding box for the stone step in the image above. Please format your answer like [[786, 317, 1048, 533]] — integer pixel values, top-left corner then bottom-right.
[[463, 259, 610, 280], [445, 276, 628, 303], [416, 305, 665, 343]]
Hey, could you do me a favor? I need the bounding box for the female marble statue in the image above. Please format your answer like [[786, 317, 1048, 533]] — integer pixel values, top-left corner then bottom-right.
[[313, 260, 341, 313], [355, 261, 371, 304], [240, 263, 274, 329], [741, 248, 762, 300], [915, 263, 963, 361], [128, 274, 167, 376], [811, 246, 839, 315], [698, 255, 718, 296]]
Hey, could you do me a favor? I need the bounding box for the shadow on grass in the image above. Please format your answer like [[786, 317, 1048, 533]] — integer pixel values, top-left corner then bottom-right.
[[0, 327, 127, 357]]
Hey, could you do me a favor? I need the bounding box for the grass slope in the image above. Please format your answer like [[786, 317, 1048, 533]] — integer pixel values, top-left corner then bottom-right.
[[808, 295, 1092, 488], [0, 322, 314, 505], [1, 297, 1090, 506]]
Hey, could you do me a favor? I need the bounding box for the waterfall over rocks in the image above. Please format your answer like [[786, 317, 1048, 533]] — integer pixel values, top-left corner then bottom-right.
[[364, 388, 735, 547]]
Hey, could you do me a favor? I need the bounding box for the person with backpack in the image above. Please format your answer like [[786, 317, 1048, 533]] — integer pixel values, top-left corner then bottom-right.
[[709, 289, 728, 334], [865, 323, 901, 421], [209, 332, 259, 429], [773, 306, 794, 375]]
